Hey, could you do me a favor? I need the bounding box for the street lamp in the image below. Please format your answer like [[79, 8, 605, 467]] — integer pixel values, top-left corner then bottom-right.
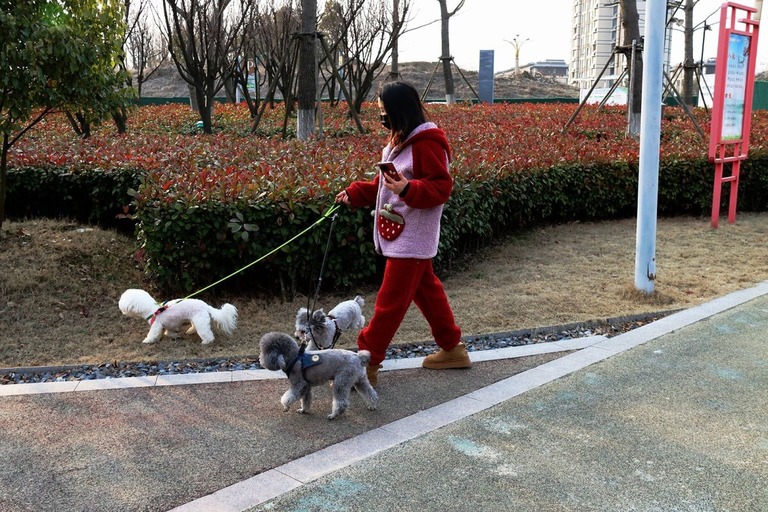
[[504, 35, 530, 75]]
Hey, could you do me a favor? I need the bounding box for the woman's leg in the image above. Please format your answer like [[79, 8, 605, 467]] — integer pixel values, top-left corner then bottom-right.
[[412, 260, 462, 351], [357, 258, 426, 365]]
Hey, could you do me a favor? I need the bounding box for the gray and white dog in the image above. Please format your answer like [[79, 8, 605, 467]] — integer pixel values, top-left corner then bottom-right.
[[294, 295, 365, 350], [259, 332, 378, 420]]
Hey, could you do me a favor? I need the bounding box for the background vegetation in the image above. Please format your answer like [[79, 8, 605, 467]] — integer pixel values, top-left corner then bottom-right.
[[7, 102, 768, 297]]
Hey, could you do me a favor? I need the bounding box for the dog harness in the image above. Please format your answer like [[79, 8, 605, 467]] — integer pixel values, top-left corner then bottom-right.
[[147, 301, 171, 325], [327, 317, 343, 348], [306, 317, 343, 350], [284, 344, 323, 381]]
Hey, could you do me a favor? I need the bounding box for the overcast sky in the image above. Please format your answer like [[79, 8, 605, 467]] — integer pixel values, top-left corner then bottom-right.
[[396, 1, 768, 73]]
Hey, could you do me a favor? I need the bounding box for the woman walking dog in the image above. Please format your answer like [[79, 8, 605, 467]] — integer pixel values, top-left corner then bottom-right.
[[335, 81, 471, 387]]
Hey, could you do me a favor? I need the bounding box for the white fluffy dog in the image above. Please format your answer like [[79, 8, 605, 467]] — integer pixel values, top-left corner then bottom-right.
[[259, 332, 378, 420], [119, 289, 237, 345], [295, 295, 365, 350]]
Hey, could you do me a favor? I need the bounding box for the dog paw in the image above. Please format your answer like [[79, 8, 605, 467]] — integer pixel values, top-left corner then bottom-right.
[[297, 408, 307, 414], [200, 339, 214, 345], [367, 404, 377, 411], [142, 338, 156, 344], [327, 413, 338, 420]]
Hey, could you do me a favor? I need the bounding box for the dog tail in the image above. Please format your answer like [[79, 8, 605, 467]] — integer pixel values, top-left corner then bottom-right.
[[354, 295, 364, 307], [211, 303, 238, 335], [357, 350, 371, 366]]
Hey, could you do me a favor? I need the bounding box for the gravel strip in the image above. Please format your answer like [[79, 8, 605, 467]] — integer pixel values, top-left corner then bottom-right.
[[0, 311, 674, 385]]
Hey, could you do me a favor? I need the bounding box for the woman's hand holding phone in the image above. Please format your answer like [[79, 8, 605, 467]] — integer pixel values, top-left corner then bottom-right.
[[377, 162, 408, 196], [377, 162, 400, 181]]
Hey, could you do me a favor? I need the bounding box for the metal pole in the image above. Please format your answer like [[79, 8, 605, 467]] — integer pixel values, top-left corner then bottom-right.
[[634, 0, 666, 294], [562, 49, 616, 132]]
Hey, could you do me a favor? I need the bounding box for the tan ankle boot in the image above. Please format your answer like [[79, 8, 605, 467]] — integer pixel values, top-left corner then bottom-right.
[[422, 342, 471, 370], [367, 364, 382, 387]]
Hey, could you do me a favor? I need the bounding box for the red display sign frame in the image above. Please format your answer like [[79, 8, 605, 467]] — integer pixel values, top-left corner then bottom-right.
[[708, 2, 760, 228]]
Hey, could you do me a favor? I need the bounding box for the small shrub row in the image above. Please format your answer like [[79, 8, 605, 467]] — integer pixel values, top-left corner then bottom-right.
[[133, 152, 768, 294], [8, 152, 768, 295]]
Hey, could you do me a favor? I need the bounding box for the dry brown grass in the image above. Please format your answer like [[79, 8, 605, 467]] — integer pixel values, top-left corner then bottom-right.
[[2, 213, 768, 368]]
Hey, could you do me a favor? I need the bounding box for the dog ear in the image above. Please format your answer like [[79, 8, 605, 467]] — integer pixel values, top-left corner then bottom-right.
[[312, 309, 326, 323], [262, 352, 286, 371]]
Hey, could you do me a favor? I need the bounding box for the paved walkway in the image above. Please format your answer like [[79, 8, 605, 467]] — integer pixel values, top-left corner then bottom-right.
[[2, 282, 767, 511]]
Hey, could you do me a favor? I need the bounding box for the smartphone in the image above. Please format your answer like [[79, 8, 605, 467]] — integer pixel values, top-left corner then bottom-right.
[[377, 162, 400, 181]]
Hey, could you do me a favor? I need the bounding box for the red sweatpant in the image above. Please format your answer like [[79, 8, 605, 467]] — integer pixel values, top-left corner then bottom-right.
[[357, 257, 462, 365]]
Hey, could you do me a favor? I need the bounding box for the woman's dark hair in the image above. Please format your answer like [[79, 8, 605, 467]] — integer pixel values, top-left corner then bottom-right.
[[378, 81, 428, 146]]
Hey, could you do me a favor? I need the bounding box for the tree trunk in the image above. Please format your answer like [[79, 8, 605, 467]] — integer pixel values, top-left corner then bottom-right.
[[193, 85, 213, 134], [439, 2, 455, 104], [112, 106, 128, 134], [297, 0, 317, 140], [682, 0, 695, 105], [0, 135, 8, 228], [388, 0, 401, 81], [621, 0, 642, 137]]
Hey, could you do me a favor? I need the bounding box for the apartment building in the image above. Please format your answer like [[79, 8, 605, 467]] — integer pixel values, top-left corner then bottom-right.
[[569, 0, 650, 89]]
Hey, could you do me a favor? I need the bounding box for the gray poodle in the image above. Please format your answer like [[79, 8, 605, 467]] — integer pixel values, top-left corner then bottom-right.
[[258, 332, 379, 420]]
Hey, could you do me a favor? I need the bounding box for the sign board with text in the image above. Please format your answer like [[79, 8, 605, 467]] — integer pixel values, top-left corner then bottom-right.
[[478, 50, 494, 103], [707, 3, 760, 227]]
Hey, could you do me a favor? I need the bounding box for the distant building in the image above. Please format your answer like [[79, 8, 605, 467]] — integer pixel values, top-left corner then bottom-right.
[[519, 59, 568, 78], [570, 0, 662, 90]]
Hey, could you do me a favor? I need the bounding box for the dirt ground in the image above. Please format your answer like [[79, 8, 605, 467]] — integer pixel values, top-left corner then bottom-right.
[[2, 212, 768, 368]]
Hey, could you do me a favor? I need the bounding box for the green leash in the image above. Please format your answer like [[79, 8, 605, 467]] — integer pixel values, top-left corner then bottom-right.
[[184, 203, 342, 300]]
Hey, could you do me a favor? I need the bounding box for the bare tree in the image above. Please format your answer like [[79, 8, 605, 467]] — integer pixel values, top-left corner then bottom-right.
[[436, 0, 464, 104], [317, 0, 349, 105], [388, 0, 403, 80], [161, 0, 253, 134], [230, 55, 264, 118], [126, 0, 167, 98], [620, 0, 642, 136], [330, 0, 408, 113], [297, 0, 318, 140], [249, 1, 303, 134], [252, 1, 301, 111]]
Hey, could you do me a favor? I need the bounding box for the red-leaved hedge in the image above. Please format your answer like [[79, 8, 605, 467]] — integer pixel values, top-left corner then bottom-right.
[[8, 101, 768, 294]]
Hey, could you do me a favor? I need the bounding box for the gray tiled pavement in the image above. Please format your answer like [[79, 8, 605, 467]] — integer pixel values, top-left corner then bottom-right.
[[2, 282, 767, 511]]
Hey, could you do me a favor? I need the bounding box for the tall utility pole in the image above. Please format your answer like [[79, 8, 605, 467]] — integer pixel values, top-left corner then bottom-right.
[[635, 0, 666, 294], [504, 35, 529, 75]]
